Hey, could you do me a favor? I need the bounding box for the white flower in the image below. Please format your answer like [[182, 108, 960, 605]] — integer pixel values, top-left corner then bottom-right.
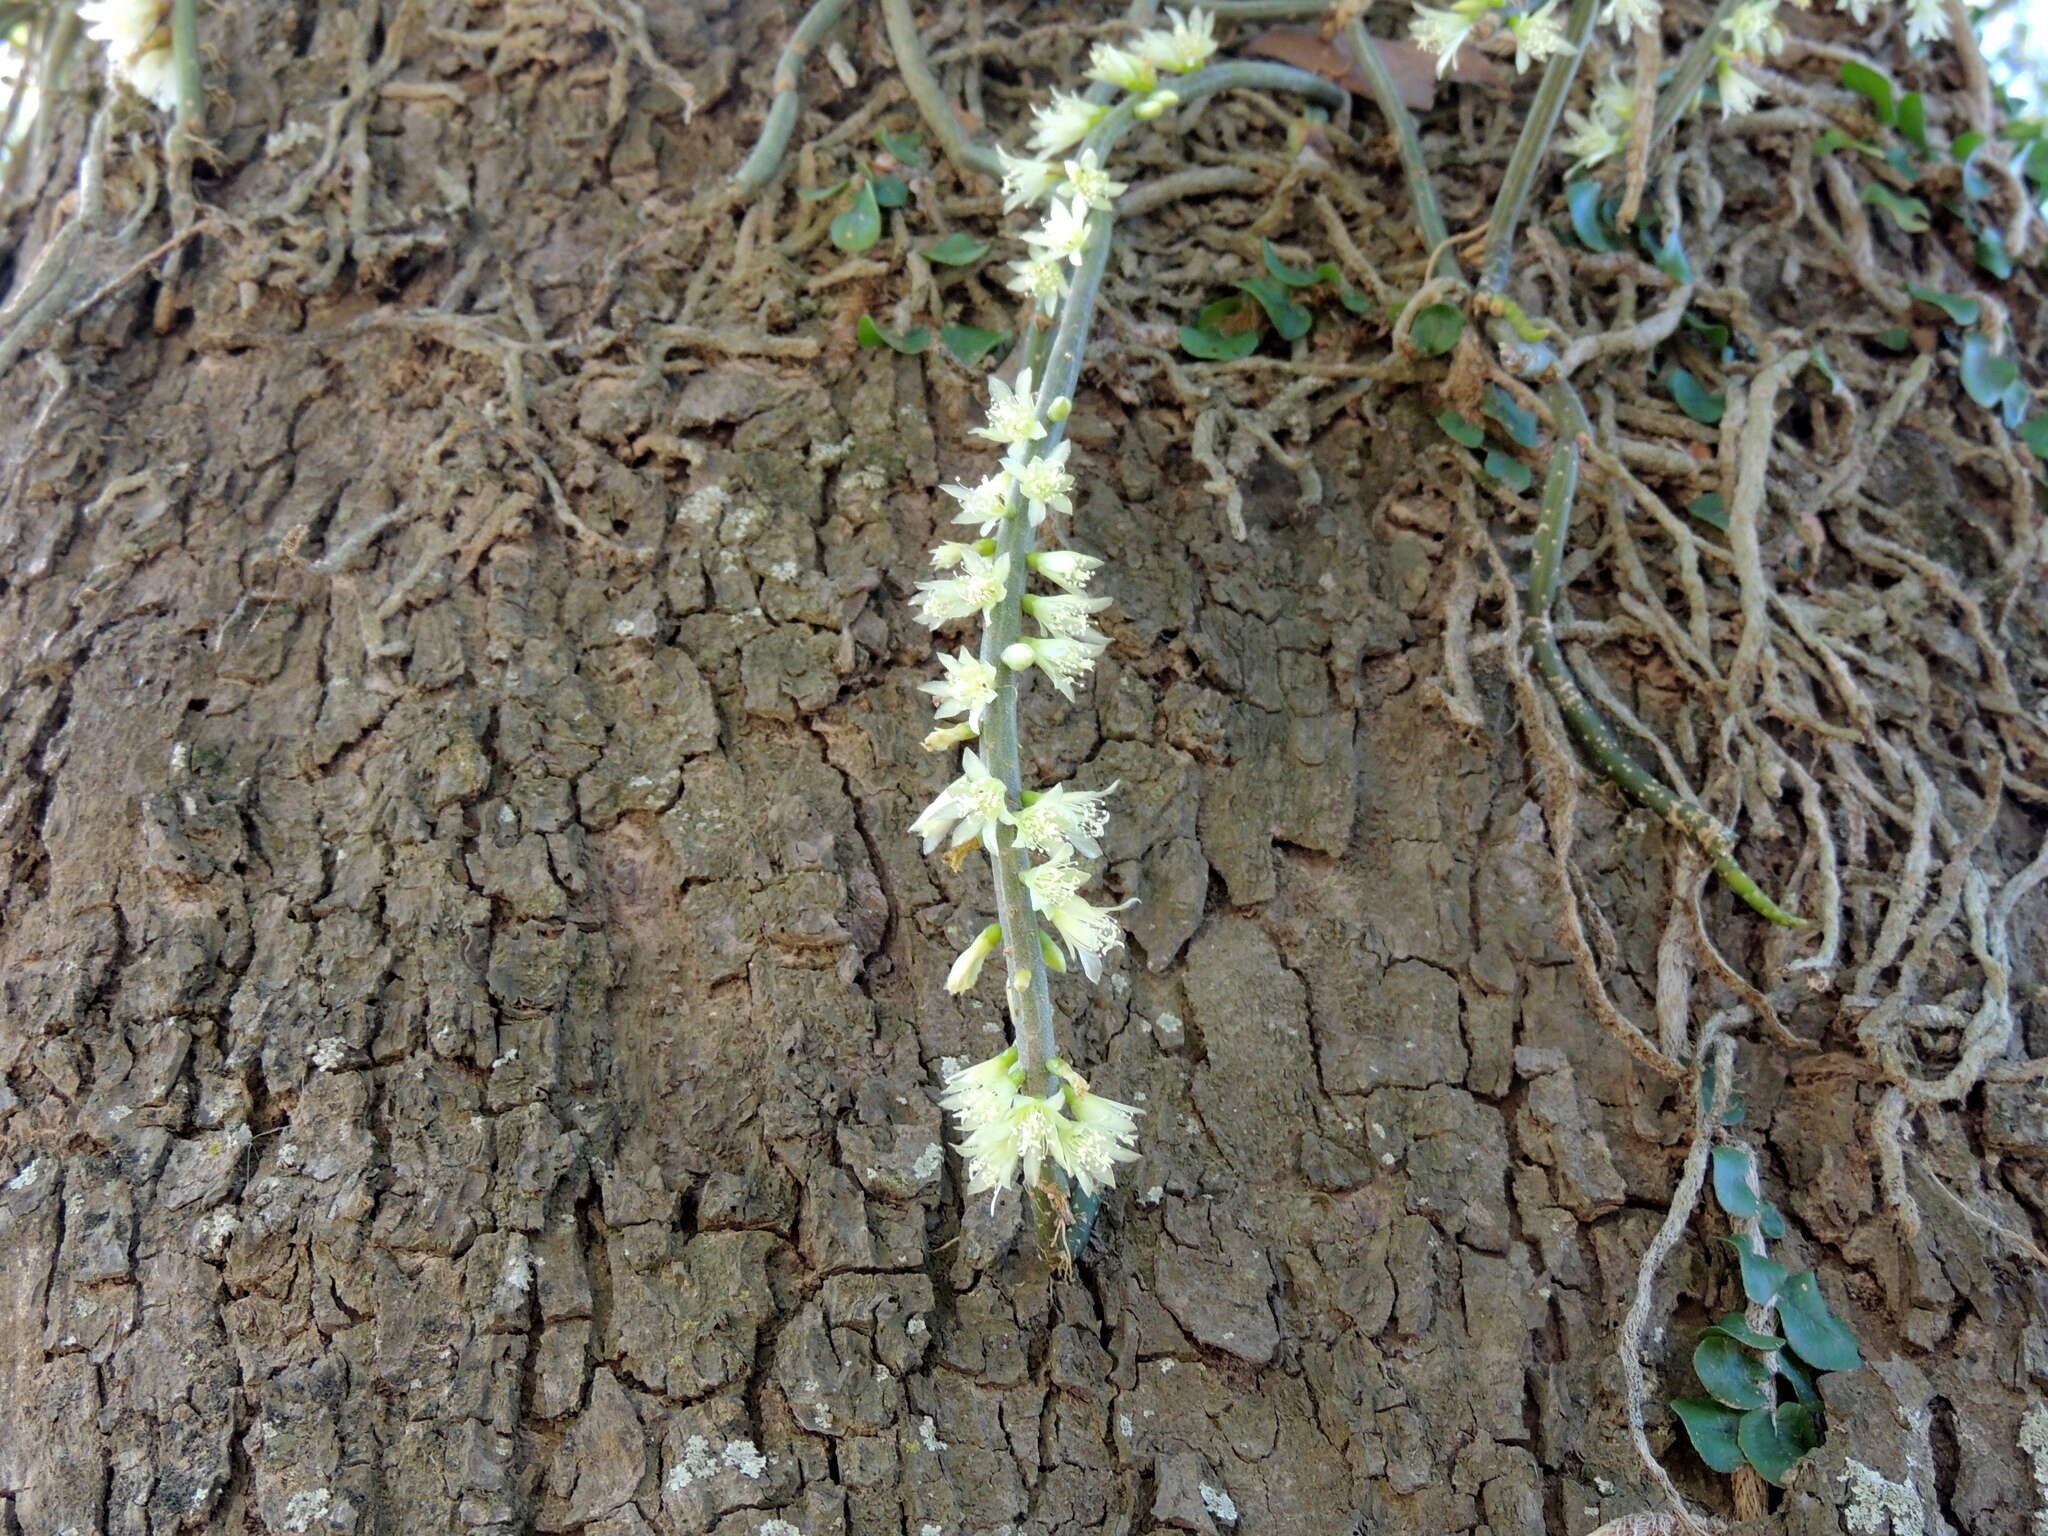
[[1903, 0, 1947, 41], [1013, 781, 1119, 859], [929, 539, 982, 570], [1410, 2, 1489, 77], [1062, 149, 1128, 212], [942, 472, 1014, 535], [1602, 0, 1660, 40], [1025, 195, 1094, 267], [1057, 1088, 1142, 1196], [958, 1090, 1070, 1200], [1021, 847, 1132, 982], [913, 548, 1011, 627], [1835, 0, 1877, 21], [1722, 0, 1786, 57], [921, 649, 1001, 732], [941, 1046, 1023, 1123], [1508, 1, 1569, 73], [1560, 72, 1635, 168], [80, 0, 179, 111], [975, 368, 1047, 447], [945, 925, 1004, 995], [1022, 592, 1111, 644], [1029, 549, 1104, 593], [1029, 90, 1107, 156], [1005, 439, 1074, 522], [995, 147, 1062, 212], [1132, 7, 1220, 73], [1715, 54, 1764, 116], [910, 748, 1012, 852], [1001, 635, 1103, 700], [1006, 255, 1069, 319], [1086, 41, 1157, 94]]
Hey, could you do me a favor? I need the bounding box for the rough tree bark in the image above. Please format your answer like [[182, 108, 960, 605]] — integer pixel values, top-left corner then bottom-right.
[[1, 3, 2044, 1536]]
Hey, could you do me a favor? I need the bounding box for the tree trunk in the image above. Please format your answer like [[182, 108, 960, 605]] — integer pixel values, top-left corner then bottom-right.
[[2, 3, 2044, 1535]]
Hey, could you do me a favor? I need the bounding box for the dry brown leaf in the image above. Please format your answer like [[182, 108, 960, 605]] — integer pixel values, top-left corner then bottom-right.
[[1244, 26, 1507, 113]]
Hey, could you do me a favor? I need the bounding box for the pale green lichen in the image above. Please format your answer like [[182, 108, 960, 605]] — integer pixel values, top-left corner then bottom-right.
[[1839, 1459, 1924, 1536]]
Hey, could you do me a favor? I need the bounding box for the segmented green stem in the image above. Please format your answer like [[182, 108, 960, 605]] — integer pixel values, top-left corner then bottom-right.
[[730, 0, 853, 194], [1340, 19, 1456, 282], [880, 0, 1004, 181], [1529, 381, 1804, 926], [1650, 0, 1742, 148], [1479, 0, 1599, 294]]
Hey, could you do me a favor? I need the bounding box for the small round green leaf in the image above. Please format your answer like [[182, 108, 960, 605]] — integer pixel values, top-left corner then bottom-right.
[[1438, 411, 1485, 449], [1687, 491, 1729, 531], [1960, 334, 2021, 409], [1670, 1399, 1746, 1474], [924, 233, 991, 266], [1262, 238, 1321, 287], [1776, 1270, 1862, 1373], [1738, 1403, 1820, 1487], [1759, 1200, 1787, 1240], [1976, 228, 2015, 280], [876, 126, 926, 167], [1873, 327, 1914, 353], [1180, 325, 1260, 361], [871, 173, 911, 209], [2020, 415, 2048, 458], [1694, 1332, 1773, 1410], [939, 324, 1007, 365], [1720, 1236, 1788, 1307], [1238, 276, 1313, 341], [1709, 1314, 1785, 1352], [1667, 367, 1727, 425], [856, 314, 930, 353], [1712, 1146, 1761, 1219], [1904, 283, 1980, 326], [1898, 92, 1927, 151], [1862, 184, 1931, 233], [1483, 449, 1533, 493], [830, 180, 883, 253], [1411, 303, 1466, 356]]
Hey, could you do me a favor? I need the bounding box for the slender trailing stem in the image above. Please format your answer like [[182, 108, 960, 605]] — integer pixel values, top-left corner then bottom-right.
[[1170, 57, 1350, 115], [1650, 0, 1740, 149], [153, 0, 203, 332], [1528, 379, 1803, 926], [730, 0, 852, 194], [978, 216, 1116, 1095], [1478, 0, 1599, 295], [169, 0, 201, 139], [880, 0, 1004, 181], [1341, 19, 1456, 281]]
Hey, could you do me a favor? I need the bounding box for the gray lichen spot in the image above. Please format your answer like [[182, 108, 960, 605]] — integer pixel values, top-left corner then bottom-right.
[[1839, 1460, 1926, 1536]]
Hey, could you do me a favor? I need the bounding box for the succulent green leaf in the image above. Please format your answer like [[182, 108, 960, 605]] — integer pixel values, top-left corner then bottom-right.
[[1953, 130, 1987, 164], [1565, 178, 1616, 252], [924, 233, 991, 266], [1438, 411, 1485, 448], [1484, 385, 1541, 448], [830, 180, 883, 252], [1861, 183, 1931, 233], [1975, 228, 2014, 280], [1874, 327, 1914, 352], [1694, 1332, 1773, 1410], [1960, 334, 2021, 409], [1841, 61, 1896, 126], [870, 173, 911, 209], [1738, 1403, 1820, 1486], [1262, 239, 1322, 287], [939, 324, 1007, 365], [1712, 1146, 1761, 1219], [1759, 1200, 1787, 1240], [2020, 415, 2048, 457], [1238, 276, 1314, 341], [1720, 1236, 1789, 1306], [1776, 1271, 1862, 1373], [1687, 491, 1729, 531], [1904, 283, 1981, 325], [1411, 303, 1467, 356], [798, 177, 850, 202], [1670, 1399, 1747, 1474], [1898, 92, 1927, 151], [876, 126, 926, 166], [1667, 367, 1726, 425]]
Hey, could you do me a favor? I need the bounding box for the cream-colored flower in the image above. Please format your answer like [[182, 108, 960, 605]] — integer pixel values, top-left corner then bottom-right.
[[921, 649, 1002, 732], [912, 548, 1010, 626], [995, 147, 1061, 212], [1005, 440, 1074, 522], [944, 925, 1004, 995], [1001, 635, 1103, 700], [1086, 41, 1157, 94], [1028, 549, 1104, 593], [1012, 781, 1119, 859], [1025, 194, 1094, 267], [1029, 90, 1107, 156], [1132, 7, 1219, 73], [1062, 149, 1129, 212], [1021, 847, 1132, 982], [910, 748, 1011, 852], [1508, 1, 1569, 73], [975, 369, 1048, 447]]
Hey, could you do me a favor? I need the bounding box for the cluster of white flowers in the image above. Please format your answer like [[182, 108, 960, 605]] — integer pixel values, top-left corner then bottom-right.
[[915, 17, 1231, 1213], [939, 1050, 1141, 1210], [1410, 0, 1953, 118], [80, 0, 178, 113]]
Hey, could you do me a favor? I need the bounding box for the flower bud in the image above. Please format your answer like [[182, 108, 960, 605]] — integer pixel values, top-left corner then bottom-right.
[[1047, 396, 1072, 422], [1001, 641, 1037, 672], [945, 924, 1003, 994], [922, 721, 978, 752], [1133, 89, 1180, 121]]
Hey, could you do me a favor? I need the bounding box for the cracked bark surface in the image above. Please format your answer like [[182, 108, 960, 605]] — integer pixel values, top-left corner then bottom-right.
[[1, 3, 2045, 1535]]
